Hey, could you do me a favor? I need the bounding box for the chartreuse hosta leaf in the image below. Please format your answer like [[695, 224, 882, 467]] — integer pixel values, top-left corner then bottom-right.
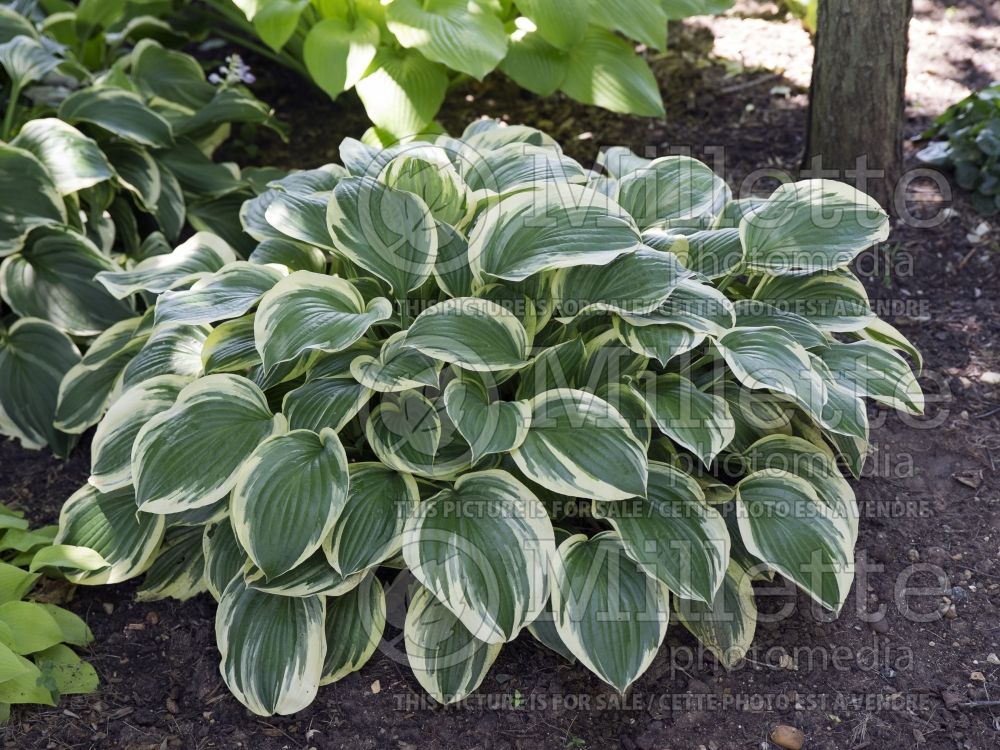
[[232, 429, 349, 579], [639, 374, 735, 466], [404, 583, 502, 704], [741, 180, 889, 274], [216, 578, 326, 716], [321, 573, 385, 684], [511, 389, 648, 500], [303, 16, 380, 100], [593, 462, 730, 603], [562, 28, 664, 117], [443, 374, 530, 460], [736, 470, 854, 612], [617, 156, 730, 229], [675, 561, 757, 669], [403, 469, 556, 644], [552, 532, 670, 693], [324, 463, 420, 577], [133, 374, 286, 514], [154, 262, 286, 327], [467, 184, 642, 282], [254, 271, 391, 372], [350, 330, 440, 392]]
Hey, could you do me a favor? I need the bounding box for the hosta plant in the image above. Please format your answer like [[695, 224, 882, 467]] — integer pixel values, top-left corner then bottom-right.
[[54, 120, 923, 715], [196, 0, 734, 142], [0, 3, 279, 453]]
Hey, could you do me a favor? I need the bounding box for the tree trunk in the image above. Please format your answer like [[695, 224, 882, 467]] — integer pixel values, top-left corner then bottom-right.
[[804, 0, 912, 210]]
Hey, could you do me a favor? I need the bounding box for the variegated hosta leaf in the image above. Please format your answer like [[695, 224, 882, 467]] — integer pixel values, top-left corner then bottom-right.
[[551, 246, 691, 319], [816, 341, 923, 415], [321, 573, 386, 684], [402, 297, 529, 371], [403, 469, 556, 644], [282, 377, 372, 433], [153, 262, 285, 327], [515, 338, 585, 400], [620, 278, 735, 336], [675, 561, 757, 669], [443, 375, 530, 460], [327, 176, 439, 294], [741, 180, 889, 274], [510, 389, 648, 500], [807, 354, 870, 444], [461, 143, 587, 195], [854, 317, 923, 373], [616, 156, 730, 229], [89, 375, 189, 492], [96, 232, 237, 298], [203, 516, 247, 602], [245, 549, 366, 598], [54, 485, 165, 585], [614, 318, 704, 367], [202, 315, 260, 374], [380, 151, 473, 227], [663, 227, 744, 279], [433, 223, 474, 298], [732, 300, 828, 351], [735, 469, 854, 612], [639, 374, 735, 466], [0, 144, 65, 256], [232, 429, 349, 578], [265, 192, 337, 250], [404, 583, 501, 705], [753, 269, 873, 332], [350, 330, 441, 392], [133, 374, 286, 514], [593, 462, 730, 603], [10, 118, 113, 196], [467, 184, 642, 282], [366, 389, 442, 475], [249, 238, 327, 273], [120, 323, 209, 390], [216, 579, 326, 716], [324, 463, 420, 577], [136, 527, 207, 602], [552, 532, 670, 693], [254, 270, 392, 372]]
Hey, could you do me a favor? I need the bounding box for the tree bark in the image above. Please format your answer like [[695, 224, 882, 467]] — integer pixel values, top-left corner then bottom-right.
[[804, 0, 912, 210]]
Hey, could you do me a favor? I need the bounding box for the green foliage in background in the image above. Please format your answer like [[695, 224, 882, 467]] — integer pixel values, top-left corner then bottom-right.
[[200, 0, 735, 143], [52, 119, 922, 715], [918, 82, 1000, 216], [782, 0, 817, 31], [0, 1, 279, 454], [0, 503, 99, 721]]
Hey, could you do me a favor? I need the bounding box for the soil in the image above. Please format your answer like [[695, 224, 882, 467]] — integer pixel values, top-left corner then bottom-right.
[[3, 1, 1000, 748]]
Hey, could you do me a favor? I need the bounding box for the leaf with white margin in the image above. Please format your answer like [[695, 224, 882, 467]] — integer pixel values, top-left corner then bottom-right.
[[752, 269, 873, 332], [54, 485, 165, 585], [10, 118, 113, 195], [593, 462, 730, 603], [120, 323, 209, 389], [617, 156, 730, 229], [741, 180, 889, 274], [443, 375, 530, 461], [132, 374, 286, 514], [321, 573, 385, 684], [854, 317, 923, 373], [433, 223, 474, 298], [136, 527, 207, 602], [510, 389, 648, 500], [639, 374, 735, 466], [713, 326, 828, 425], [807, 354, 869, 443], [216, 578, 326, 716], [58, 87, 174, 148], [245, 549, 366, 598], [735, 469, 854, 612], [327, 176, 438, 294], [264, 191, 336, 250], [96, 232, 237, 298], [249, 238, 327, 274], [675, 561, 757, 669], [551, 246, 692, 319], [202, 315, 260, 374], [618, 278, 735, 336], [365, 390, 443, 476], [231, 429, 349, 578], [324, 463, 420, 577], [282, 377, 372, 433], [552, 531, 670, 693], [461, 143, 588, 195], [514, 338, 586, 401], [254, 271, 392, 372], [670, 227, 744, 279], [402, 297, 528, 371], [816, 340, 923, 415], [614, 318, 704, 367], [380, 150, 473, 228], [459, 120, 559, 150], [404, 583, 502, 705], [0, 145, 65, 256], [350, 330, 441, 392], [467, 184, 642, 282], [203, 516, 246, 602], [403, 469, 555, 644], [153, 262, 285, 327], [89, 375, 189, 492], [733, 300, 828, 351]]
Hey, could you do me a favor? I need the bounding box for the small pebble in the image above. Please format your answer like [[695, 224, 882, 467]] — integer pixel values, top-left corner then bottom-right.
[[770, 725, 804, 750], [907, 548, 920, 563]]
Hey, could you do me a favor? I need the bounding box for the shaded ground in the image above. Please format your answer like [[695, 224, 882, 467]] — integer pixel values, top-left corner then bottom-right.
[[3, 1, 1000, 748]]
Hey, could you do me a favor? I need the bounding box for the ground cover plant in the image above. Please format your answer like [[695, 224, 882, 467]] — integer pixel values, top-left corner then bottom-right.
[[918, 81, 1000, 216], [195, 0, 734, 142], [0, 2, 279, 454], [48, 119, 925, 717]]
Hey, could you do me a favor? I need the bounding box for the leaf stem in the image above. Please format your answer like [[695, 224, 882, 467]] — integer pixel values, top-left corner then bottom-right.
[[2, 81, 22, 141]]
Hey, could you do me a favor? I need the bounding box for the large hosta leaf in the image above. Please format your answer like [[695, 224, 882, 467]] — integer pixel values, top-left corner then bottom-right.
[[120, 323, 208, 390], [561, 28, 664, 117], [282, 377, 372, 433], [231, 429, 349, 578], [0, 145, 65, 256], [510, 389, 648, 500], [816, 341, 923, 414], [498, 27, 568, 97], [617, 157, 729, 229], [321, 573, 385, 683], [443, 375, 530, 460], [515, 0, 588, 50], [136, 526, 207, 602], [593, 462, 730, 603], [552, 532, 670, 693], [59, 87, 174, 148], [154, 262, 285, 326], [253, 271, 392, 371], [640, 374, 735, 465], [303, 16, 380, 99], [350, 330, 440, 392], [403, 469, 555, 644], [753, 269, 873, 332], [590, 0, 668, 50], [203, 516, 247, 602], [675, 561, 757, 669], [355, 47, 448, 137], [10, 119, 113, 195], [216, 579, 326, 716], [133, 374, 285, 514]]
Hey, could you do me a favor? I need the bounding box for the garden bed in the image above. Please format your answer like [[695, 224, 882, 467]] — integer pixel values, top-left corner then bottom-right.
[[3, 1, 999, 748]]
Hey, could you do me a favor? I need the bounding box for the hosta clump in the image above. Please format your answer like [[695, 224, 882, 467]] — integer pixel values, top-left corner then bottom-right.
[[55, 119, 923, 715]]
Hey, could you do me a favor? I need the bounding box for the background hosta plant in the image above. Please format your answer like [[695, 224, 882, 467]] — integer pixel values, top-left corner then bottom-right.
[[54, 119, 922, 714], [195, 0, 734, 143], [0, 2, 279, 454]]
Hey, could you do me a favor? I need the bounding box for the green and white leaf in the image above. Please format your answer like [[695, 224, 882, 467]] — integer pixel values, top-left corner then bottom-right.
[[321, 573, 385, 683], [639, 374, 735, 466], [675, 561, 757, 669]]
